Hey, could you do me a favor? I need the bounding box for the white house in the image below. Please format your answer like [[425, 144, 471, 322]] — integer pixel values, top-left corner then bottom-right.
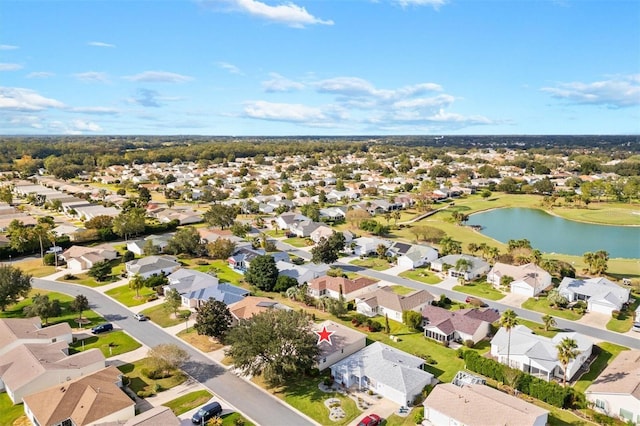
[[0, 317, 73, 357], [314, 320, 367, 371], [586, 350, 640, 424], [430, 254, 489, 281], [125, 255, 181, 278], [558, 277, 630, 315], [490, 325, 593, 382], [387, 242, 438, 269], [350, 237, 391, 257], [308, 275, 378, 301], [421, 306, 500, 345], [164, 269, 248, 308], [487, 262, 552, 297], [355, 286, 433, 322], [330, 342, 434, 406]]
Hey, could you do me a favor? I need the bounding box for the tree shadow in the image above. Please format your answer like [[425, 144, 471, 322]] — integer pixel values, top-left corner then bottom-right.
[[181, 359, 226, 382]]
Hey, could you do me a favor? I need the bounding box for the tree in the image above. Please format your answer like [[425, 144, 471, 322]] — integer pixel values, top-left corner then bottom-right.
[[164, 288, 182, 317], [0, 265, 32, 311], [499, 309, 518, 368], [147, 343, 190, 376], [71, 294, 90, 322], [593, 250, 609, 276], [112, 208, 146, 241], [33, 222, 54, 264], [206, 238, 236, 260], [556, 337, 579, 386], [244, 255, 279, 291], [143, 239, 161, 256], [403, 310, 422, 331], [454, 258, 473, 277], [23, 294, 61, 325], [88, 260, 112, 282], [547, 289, 568, 308], [85, 215, 114, 230], [225, 309, 319, 387], [376, 243, 388, 259], [129, 273, 145, 298], [542, 314, 556, 332], [439, 236, 462, 255], [165, 226, 204, 256], [274, 275, 299, 293], [311, 232, 346, 264], [204, 204, 238, 229], [194, 298, 233, 342]]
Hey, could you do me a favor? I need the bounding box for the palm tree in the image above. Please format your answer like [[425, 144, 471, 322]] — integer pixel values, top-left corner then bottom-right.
[[467, 242, 479, 255], [556, 337, 579, 386], [542, 314, 556, 332], [583, 251, 596, 274], [454, 258, 473, 283], [129, 273, 145, 298], [499, 309, 518, 368]]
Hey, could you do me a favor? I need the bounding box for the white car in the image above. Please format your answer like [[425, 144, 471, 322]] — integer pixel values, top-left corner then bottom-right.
[[133, 313, 147, 321]]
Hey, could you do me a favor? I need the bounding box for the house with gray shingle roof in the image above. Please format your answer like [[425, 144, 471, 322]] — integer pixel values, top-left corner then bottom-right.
[[163, 269, 248, 308], [355, 286, 434, 322], [558, 277, 629, 315], [330, 342, 434, 406], [314, 320, 367, 371], [421, 305, 500, 345], [125, 255, 180, 278]]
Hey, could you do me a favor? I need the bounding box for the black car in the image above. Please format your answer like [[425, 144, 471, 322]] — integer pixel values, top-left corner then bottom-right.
[[191, 401, 222, 424], [91, 323, 113, 334]]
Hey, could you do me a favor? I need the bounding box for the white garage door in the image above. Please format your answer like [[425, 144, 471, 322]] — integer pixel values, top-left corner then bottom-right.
[[511, 282, 533, 297], [588, 301, 613, 315]]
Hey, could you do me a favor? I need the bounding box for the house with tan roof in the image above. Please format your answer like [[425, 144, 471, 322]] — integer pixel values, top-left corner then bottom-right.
[[308, 275, 378, 301], [228, 296, 291, 324], [313, 320, 367, 371], [586, 350, 640, 424], [421, 305, 500, 345], [118, 406, 180, 426], [0, 341, 105, 404], [355, 286, 434, 322], [23, 365, 135, 426], [487, 262, 552, 297], [62, 245, 119, 272], [424, 382, 548, 426], [0, 317, 73, 357]]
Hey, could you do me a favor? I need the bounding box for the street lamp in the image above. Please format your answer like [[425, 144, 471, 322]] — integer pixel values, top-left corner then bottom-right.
[[184, 311, 192, 332]]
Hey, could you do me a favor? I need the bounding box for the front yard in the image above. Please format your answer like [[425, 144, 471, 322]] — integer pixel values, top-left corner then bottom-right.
[[350, 257, 393, 271], [452, 281, 505, 301], [70, 330, 142, 357], [140, 303, 192, 328], [117, 357, 188, 397], [521, 297, 584, 321], [176, 327, 224, 352], [0, 392, 27, 426], [162, 389, 213, 415], [399, 267, 442, 285], [181, 258, 244, 285], [606, 295, 639, 333], [105, 283, 157, 307]]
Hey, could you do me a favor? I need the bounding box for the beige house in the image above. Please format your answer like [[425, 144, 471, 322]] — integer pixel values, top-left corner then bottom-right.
[[355, 286, 433, 322], [308, 275, 378, 301], [0, 317, 73, 357], [424, 382, 548, 426], [120, 406, 180, 426], [313, 320, 367, 371], [586, 350, 640, 424], [487, 262, 552, 297], [228, 296, 291, 324], [0, 341, 105, 404], [23, 366, 135, 426], [62, 245, 118, 271]]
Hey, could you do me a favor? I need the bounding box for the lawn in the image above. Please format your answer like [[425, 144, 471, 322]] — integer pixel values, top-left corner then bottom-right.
[[182, 258, 244, 285], [389, 285, 417, 295], [13, 258, 56, 278], [252, 374, 360, 426], [283, 237, 311, 248], [574, 342, 628, 393], [521, 297, 584, 321], [140, 303, 192, 328], [452, 281, 505, 301], [385, 410, 421, 426], [350, 257, 392, 271], [220, 412, 256, 426], [517, 318, 560, 338], [58, 272, 120, 287], [105, 283, 157, 307], [0, 392, 27, 426], [70, 330, 142, 357], [606, 295, 639, 333], [162, 389, 213, 415], [117, 357, 187, 396], [399, 267, 442, 285], [176, 327, 224, 352], [0, 289, 105, 330]]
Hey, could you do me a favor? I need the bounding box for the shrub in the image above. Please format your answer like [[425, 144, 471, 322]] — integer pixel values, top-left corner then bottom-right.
[[122, 250, 135, 262], [137, 390, 155, 398], [146, 294, 159, 302], [43, 253, 57, 266], [141, 368, 172, 380], [234, 419, 245, 426], [464, 339, 475, 348], [351, 314, 367, 326], [64, 273, 77, 280], [196, 259, 209, 266], [366, 320, 382, 332], [346, 301, 354, 311], [456, 348, 465, 359], [323, 377, 334, 387]]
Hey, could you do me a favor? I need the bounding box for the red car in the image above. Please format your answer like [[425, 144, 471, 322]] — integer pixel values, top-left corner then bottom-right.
[[357, 414, 381, 426]]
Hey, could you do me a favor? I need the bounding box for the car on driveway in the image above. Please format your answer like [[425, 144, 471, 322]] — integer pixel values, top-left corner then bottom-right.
[[357, 414, 381, 426], [191, 401, 222, 424], [91, 323, 113, 334], [134, 313, 147, 321]]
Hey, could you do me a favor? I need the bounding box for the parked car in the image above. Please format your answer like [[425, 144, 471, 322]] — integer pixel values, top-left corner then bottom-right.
[[632, 323, 640, 332], [191, 401, 222, 424], [357, 414, 381, 426], [134, 313, 147, 321], [465, 296, 488, 307], [91, 323, 113, 334]]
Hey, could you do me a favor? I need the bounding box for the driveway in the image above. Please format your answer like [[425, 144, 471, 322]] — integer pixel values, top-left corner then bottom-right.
[[575, 311, 611, 331], [498, 292, 529, 308], [382, 264, 412, 276]]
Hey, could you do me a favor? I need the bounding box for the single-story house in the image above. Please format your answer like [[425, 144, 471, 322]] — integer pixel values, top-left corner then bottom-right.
[[350, 237, 392, 257], [586, 350, 640, 424], [424, 382, 548, 426], [23, 366, 135, 426], [125, 255, 181, 278], [227, 296, 291, 324], [330, 342, 434, 406], [487, 262, 552, 297], [319, 207, 347, 222], [314, 320, 367, 371], [308, 275, 378, 301], [276, 261, 330, 285], [274, 212, 311, 231], [421, 305, 500, 345], [289, 220, 323, 238], [62, 245, 119, 272], [0, 341, 105, 404], [126, 234, 172, 256], [355, 286, 434, 322], [120, 406, 181, 426], [0, 317, 73, 357], [387, 242, 438, 269], [164, 269, 248, 308], [430, 254, 489, 281], [558, 277, 630, 315], [309, 225, 335, 244], [490, 325, 593, 382]]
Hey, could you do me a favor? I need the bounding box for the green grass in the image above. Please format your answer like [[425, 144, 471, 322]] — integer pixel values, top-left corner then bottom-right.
[[70, 330, 142, 357], [0, 289, 106, 330], [517, 318, 560, 338], [105, 283, 157, 307], [140, 303, 192, 328], [452, 281, 505, 301], [181, 259, 244, 285], [162, 390, 213, 415], [59, 272, 121, 287], [607, 295, 640, 332], [221, 412, 256, 426], [0, 392, 27, 426], [389, 285, 416, 295], [399, 267, 442, 284], [253, 374, 359, 426], [283, 237, 311, 248], [350, 257, 392, 271], [385, 410, 420, 426], [14, 258, 57, 277], [574, 342, 628, 393], [521, 297, 584, 321], [117, 357, 187, 395]]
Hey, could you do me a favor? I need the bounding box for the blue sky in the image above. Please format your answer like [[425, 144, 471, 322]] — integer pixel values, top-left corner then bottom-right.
[[1, 0, 639, 136]]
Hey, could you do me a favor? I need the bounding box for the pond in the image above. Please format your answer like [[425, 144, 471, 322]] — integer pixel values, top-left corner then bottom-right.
[[469, 208, 640, 259]]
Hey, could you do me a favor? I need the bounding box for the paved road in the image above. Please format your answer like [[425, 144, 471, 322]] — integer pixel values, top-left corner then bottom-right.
[[278, 243, 640, 350], [32, 278, 316, 426]]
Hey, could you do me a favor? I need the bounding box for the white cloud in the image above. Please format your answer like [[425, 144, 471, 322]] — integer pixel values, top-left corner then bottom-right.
[[262, 73, 305, 92], [316, 77, 443, 104], [73, 71, 110, 83], [71, 119, 102, 132], [27, 71, 55, 79], [394, 0, 447, 9], [207, 0, 333, 28], [6, 115, 44, 129], [243, 100, 328, 122], [217, 62, 243, 75], [124, 71, 193, 83], [0, 87, 65, 111], [88, 41, 115, 48], [69, 106, 119, 115], [541, 74, 640, 108], [0, 45, 19, 50], [392, 94, 455, 109], [0, 63, 23, 71]]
